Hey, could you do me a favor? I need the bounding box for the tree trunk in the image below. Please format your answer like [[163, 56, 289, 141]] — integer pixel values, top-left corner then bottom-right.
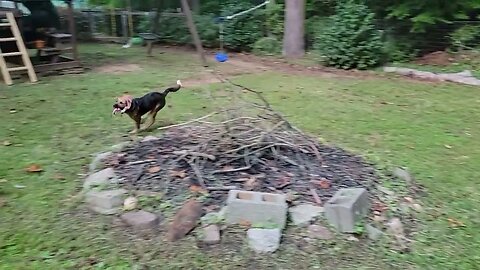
[[282, 0, 305, 58]]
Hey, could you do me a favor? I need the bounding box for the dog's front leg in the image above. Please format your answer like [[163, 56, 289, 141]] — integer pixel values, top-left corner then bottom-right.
[[128, 114, 141, 134]]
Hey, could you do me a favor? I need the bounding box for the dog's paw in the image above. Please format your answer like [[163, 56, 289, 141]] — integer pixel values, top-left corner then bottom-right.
[[176, 80, 182, 87]]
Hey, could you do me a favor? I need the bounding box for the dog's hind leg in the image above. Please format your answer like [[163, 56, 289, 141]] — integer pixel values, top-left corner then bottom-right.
[[142, 103, 165, 130]]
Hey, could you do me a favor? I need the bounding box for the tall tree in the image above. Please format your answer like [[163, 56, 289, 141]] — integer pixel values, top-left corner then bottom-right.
[[282, 0, 305, 58]]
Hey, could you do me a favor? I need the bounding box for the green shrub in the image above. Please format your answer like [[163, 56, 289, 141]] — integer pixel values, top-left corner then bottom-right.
[[154, 12, 218, 47], [313, 1, 384, 69], [450, 25, 480, 51], [221, 2, 265, 51], [253, 37, 281, 55], [265, 2, 284, 38]]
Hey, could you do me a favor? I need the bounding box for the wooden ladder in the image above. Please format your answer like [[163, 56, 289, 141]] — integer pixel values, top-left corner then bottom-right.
[[0, 12, 37, 86]]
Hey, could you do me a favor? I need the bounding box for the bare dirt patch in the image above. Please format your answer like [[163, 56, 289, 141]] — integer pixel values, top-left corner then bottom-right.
[[414, 51, 454, 66], [96, 63, 143, 74]]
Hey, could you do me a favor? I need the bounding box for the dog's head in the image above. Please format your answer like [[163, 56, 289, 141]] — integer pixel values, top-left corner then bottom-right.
[[112, 94, 133, 115]]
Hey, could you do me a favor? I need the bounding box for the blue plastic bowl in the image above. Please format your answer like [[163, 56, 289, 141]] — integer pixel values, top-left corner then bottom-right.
[[215, 52, 228, 62]]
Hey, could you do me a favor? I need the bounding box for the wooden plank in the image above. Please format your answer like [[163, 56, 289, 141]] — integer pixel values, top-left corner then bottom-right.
[[7, 66, 28, 72], [67, 1, 78, 61], [33, 60, 81, 73], [0, 37, 16, 42], [0, 48, 13, 85], [7, 13, 37, 83], [180, 0, 208, 67], [1, 52, 22, 57]]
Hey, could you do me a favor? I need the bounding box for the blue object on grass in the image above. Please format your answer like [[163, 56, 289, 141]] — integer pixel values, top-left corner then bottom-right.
[[215, 52, 228, 62]]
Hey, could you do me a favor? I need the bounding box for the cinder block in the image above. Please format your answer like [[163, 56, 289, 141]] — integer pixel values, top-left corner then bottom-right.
[[324, 188, 369, 233], [86, 189, 127, 215], [226, 190, 288, 229]]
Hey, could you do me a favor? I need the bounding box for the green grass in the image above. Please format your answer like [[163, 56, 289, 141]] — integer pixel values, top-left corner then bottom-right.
[[1, 44, 479, 269]]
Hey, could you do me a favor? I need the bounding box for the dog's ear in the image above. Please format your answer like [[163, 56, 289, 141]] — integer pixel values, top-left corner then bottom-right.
[[122, 95, 133, 110]]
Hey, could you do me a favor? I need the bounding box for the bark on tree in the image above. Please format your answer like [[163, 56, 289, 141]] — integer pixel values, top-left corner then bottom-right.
[[282, 0, 305, 58]]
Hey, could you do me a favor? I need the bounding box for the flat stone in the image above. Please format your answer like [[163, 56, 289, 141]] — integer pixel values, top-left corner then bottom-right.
[[89, 151, 112, 173], [202, 225, 220, 244], [123, 196, 138, 211], [393, 167, 413, 184], [111, 141, 130, 152], [86, 189, 127, 215], [307, 224, 334, 240], [167, 199, 203, 242], [120, 210, 159, 231], [83, 168, 117, 190], [365, 224, 383, 241], [288, 204, 324, 226], [141, 135, 158, 142], [247, 228, 281, 253]]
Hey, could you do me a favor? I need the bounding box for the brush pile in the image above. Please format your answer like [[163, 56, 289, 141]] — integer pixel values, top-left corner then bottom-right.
[[105, 79, 379, 207]]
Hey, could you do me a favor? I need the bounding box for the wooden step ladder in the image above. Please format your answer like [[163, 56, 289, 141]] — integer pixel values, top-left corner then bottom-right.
[[0, 12, 37, 86]]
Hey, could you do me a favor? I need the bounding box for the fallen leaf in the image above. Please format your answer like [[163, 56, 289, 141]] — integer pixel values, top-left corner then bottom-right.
[[311, 178, 330, 189], [0, 197, 6, 208], [170, 169, 187, 178], [447, 218, 465, 228], [403, 196, 414, 203], [9, 109, 16, 114], [0, 179, 7, 183], [147, 166, 161, 173], [53, 174, 65, 180], [14, 184, 26, 189], [3, 141, 12, 146], [239, 220, 251, 227], [275, 176, 291, 189], [245, 176, 257, 190], [25, 164, 43, 173], [372, 201, 389, 213], [189, 185, 207, 194], [222, 165, 234, 171], [444, 144, 452, 149]]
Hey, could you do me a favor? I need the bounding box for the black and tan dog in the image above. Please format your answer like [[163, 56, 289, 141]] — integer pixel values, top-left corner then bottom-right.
[[113, 80, 182, 133]]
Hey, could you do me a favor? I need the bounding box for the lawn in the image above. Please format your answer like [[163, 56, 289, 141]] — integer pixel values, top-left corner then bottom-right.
[[0, 44, 479, 269]]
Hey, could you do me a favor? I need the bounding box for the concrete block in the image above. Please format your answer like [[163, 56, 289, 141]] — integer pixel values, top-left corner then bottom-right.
[[120, 210, 159, 231], [86, 189, 127, 215], [247, 228, 281, 253], [324, 188, 369, 233], [226, 190, 288, 229], [84, 168, 117, 190]]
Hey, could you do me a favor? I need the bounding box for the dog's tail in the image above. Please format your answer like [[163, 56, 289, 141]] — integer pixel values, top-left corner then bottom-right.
[[162, 80, 182, 96]]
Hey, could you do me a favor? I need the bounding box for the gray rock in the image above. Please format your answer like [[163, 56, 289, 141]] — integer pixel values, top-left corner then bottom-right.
[[111, 142, 130, 152], [86, 189, 127, 215], [288, 204, 324, 226], [393, 167, 413, 184], [202, 225, 221, 244], [84, 168, 117, 190], [141, 135, 158, 142], [365, 224, 383, 241], [89, 151, 112, 173], [247, 228, 281, 253], [120, 210, 159, 231], [307, 224, 334, 240]]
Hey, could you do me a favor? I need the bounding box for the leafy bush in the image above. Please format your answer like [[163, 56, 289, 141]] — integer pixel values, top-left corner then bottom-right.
[[265, 2, 284, 38], [154, 12, 218, 47], [221, 2, 265, 51], [450, 25, 480, 51], [253, 37, 281, 55], [313, 1, 384, 69]]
